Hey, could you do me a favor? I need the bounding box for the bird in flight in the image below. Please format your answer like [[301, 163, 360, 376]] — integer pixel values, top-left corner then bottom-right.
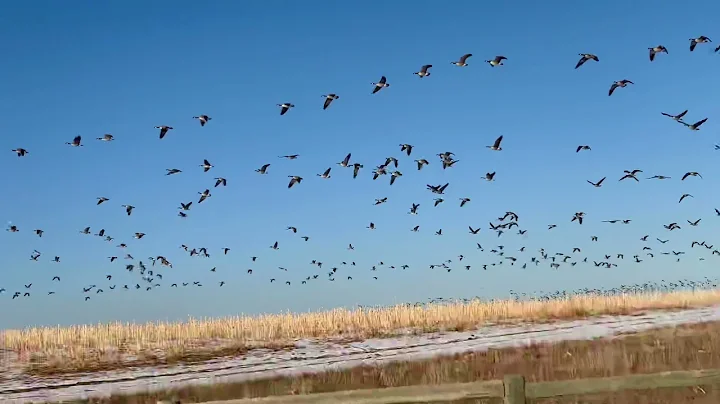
[[193, 115, 211, 126], [575, 53, 598, 69], [321, 94, 339, 110], [414, 65, 432, 78], [609, 80, 633, 96], [648, 45, 668, 62], [371, 76, 390, 94], [451, 53, 472, 67], [155, 126, 173, 139]]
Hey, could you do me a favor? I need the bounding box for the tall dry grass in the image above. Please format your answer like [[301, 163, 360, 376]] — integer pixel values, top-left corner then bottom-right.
[[4, 289, 720, 374]]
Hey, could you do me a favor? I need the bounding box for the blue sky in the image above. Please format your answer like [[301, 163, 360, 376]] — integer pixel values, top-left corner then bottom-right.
[[1, 1, 720, 329]]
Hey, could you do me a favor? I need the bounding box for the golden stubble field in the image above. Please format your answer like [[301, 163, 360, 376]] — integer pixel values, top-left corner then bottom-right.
[[3, 289, 720, 376]]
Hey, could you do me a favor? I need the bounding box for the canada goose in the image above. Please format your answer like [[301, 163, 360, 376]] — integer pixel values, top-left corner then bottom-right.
[[680, 118, 708, 131], [587, 177, 606, 187], [459, 197, 471, 207], [200, 159, 213, 172], [198, 189, 211, 203], [414, 159, 429, 170], [469, 226, 480, 234], [80, 226, 91, 234], [12, 148, 29, 157], [166, 168, 182, 175], [34, 229, 43, 237], [288, 175, 303, 188], [620, 169, 642, 182], [575, 53, 599, 69], [66, 135, 83, 147], [277, 103, 294, 115], [122, 204, 135, 215], [134, 232, 145, 239], [434, 198, 444, 207], [483, 172, 496, 181], [688, 219, 701, 226], [321, 94, 339, 110], [371, 76, 389, 94], [352, 163, 363, 178], [179, 201, 192, 210], [576, 145, 591, 152], [155, 126, 173, 139], [337, 153, 351, 167], [608, 80, 633, 96], [279, 154, 299, 159], [689, 36, 711, 52], [435, 229, 443, 236], [193, 115, 211, 126], [390, 171, 402, 185], [214, 177, 227, 187], [256, 164, 270, 174], [661, 110, 688, 121], [647, 175, 670, 180], [681, 171, 702, 180], [409, 203, 419, 214], [178, 211, 187, 217], [317, 167, 332, 179], [571, 212, 585, 225], [394, 144, 413, 157], [452, 53, 473, 67], [96, 134, 114, 141], [649, 45, 668, 61], [414, 64, 432, 78], [411, 225, 420, 232], [97, 197, 109, 205], [679, 193, 693, 203], [367, 222, 376, 230], [487, 135, 503, 151], [486, 56, 507, 67]]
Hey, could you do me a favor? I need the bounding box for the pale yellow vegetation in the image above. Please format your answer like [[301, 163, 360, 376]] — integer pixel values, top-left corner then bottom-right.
[[3, 289, 720, 375]]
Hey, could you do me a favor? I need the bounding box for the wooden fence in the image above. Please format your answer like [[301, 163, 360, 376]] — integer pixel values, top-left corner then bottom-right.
[[199, 368, 720, 404]]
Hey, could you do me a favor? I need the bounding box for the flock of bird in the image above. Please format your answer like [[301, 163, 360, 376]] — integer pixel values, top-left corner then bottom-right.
[[3, 35, 720, 308]]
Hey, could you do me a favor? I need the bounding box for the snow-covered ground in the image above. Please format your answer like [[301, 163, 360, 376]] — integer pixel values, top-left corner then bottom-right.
[[3, 305, 720, 403]]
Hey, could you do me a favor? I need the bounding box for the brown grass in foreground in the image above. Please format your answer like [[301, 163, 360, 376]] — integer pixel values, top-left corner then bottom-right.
[[5, 289, 720, 375], [62, 320, 720, 404]]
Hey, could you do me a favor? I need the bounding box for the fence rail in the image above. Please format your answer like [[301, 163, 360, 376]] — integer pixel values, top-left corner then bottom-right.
[[198, 368, 720, 404]]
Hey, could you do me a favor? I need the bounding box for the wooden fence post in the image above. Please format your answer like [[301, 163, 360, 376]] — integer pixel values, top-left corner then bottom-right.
[[504, 374, 526, 404]]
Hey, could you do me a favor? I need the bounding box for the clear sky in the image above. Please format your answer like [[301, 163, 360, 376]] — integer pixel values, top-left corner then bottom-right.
[[1, 1, 720, 329]]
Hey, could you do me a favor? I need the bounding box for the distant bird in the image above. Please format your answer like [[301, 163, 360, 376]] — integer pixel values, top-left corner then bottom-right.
[[317, 167, 332, 179], [649, 45, 668, 62], [256, 164, 271, 174], [483, 172, 496, 181], [337, 153, 352, 168], [200, 159, 214, 172], [288, 176, 303, 188], [400, 144, 413, 156], [451, 53, 473, 67], [587, 177, 606, 187], [680, 118, 708, 131], [34, 229, 43, 237], [575, 53, 599, 69], [620, 169, 642, 182], [367, 222, 376, 230], [12, 148, 28, 157], [414, 65, 432, 78], [486, 56, 507, 67], [661, 110, 688, 121], [193, 115, 211, 126], [487, 135, 503, 151], [66, 135, 83, 147], [279, 155, 299, 160], [277, 103, 295, 115], [155, 126, 173, 139], [198, 189, 211, 203], [166, 168, 182, 175], [390, 171, 402, 185], [679, 193, 694, 203], [321, 94, 339, 110], [371, 76, 390, 94], [96, 134, 114, 142], [681, 172, 702, 181], [576, 145, 591, 153], [122, 204, 135, 216], [609, 80, 633, 96], [459, 198, 471, 207], [352, 163, 363, 179], [414, 159, 429, 170], [214, 177, 227, 187], [689, 36, 711, 52]]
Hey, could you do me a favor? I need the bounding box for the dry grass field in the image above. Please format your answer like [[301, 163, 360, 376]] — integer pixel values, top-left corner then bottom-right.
[[59, 320, 720, 404], [4, 289, 720, 375]]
